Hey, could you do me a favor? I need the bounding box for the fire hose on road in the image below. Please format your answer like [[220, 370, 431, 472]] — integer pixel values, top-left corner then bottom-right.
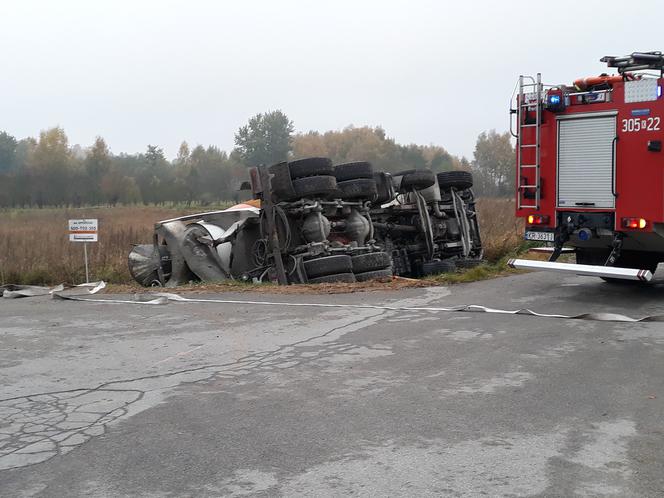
[[1, 284, 657, 323]]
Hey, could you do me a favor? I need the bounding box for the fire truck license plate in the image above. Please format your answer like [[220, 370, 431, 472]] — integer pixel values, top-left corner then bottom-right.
[[525, 231, 554, 242]]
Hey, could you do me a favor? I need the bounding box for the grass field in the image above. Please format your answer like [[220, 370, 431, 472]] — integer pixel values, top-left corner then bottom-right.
[[0, 199, 524, 285]]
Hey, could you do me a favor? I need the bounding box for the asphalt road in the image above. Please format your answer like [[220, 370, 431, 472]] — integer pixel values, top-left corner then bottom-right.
[[3, 272, 664, 497]]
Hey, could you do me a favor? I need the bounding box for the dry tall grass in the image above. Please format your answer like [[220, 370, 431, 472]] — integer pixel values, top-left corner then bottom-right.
[[475, 198, 525, 262], [0, 205, 222, 285], [0, 199, 523, 285]]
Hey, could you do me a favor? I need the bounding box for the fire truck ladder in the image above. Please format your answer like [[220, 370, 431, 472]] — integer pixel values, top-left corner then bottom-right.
[[516, 73, 542, 210]]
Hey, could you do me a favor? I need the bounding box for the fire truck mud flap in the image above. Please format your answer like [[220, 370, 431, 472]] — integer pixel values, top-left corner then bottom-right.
[[507, 259, 653, 282]]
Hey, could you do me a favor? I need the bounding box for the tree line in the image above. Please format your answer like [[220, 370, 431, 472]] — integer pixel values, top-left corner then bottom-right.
[[0, 111, 514, 208]]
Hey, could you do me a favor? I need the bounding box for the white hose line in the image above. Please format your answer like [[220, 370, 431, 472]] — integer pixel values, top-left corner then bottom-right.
[[52, 293, 169, 305], [49, 290, 664, 323], [2, 281, 106, 299]]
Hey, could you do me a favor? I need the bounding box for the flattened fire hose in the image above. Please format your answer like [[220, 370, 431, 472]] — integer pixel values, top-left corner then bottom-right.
[[46, 289, 664, 323]]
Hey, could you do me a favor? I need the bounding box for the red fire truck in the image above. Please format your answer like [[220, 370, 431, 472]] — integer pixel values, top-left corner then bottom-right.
[[508, 52, 664, 282]]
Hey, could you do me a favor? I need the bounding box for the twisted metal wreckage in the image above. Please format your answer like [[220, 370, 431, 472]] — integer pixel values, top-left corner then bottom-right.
[[127, 158, 484, 287]]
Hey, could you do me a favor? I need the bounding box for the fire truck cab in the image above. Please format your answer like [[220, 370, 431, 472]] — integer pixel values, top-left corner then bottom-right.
[[509, 52, 664, 282]]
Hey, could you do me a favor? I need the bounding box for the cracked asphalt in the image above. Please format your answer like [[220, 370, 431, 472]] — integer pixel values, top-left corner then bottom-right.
[[2, 272, 664, 497]]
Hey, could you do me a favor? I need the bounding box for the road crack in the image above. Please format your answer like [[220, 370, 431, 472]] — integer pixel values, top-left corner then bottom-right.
[[1, 310, 388, 471]]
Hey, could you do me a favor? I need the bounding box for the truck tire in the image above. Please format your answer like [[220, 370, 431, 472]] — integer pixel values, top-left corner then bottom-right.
[[455, 258, 484, 269], [394, 169, 417, 176], [288, 157, 333, 179], [422, 259, 456, 276], [292, 175, 338, 198], [337, 178, 377, 200], [334, 161, 374, 181], [354, 268, 393, 282], [304, 254, 353, 278], [400, 170, 436, 192], [438, 170, 473, 191], [308, 272, 357, 284], [351, 252, 391, 273]]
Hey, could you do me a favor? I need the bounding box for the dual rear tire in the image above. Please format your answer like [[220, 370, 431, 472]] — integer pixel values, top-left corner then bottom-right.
[[334, 162, 378, 201], [303, 251, 393, 284], [352, 252, 392, 282], [274, 158, 381, 201], [422, 259, 456, 276], [437, 171, 473, 191], [303, 255, 357, 284]]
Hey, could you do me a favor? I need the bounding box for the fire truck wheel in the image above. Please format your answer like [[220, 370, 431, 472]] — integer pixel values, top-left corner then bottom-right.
[[337, 178, 378, 200], [334, 161, 374, 181], [373, 172, 395, 205], [292, 175, 339, 198], [351, 252, 392, 273], [269, 162, 297, 201], [288, 157, 334, 179], [437, 171, 473, 191], [354, 268, 393, 282], [304, 254, 353, 278], [307, 272, 357, 284], [422, 259, 456, 276], [399, 170, 436, 192]]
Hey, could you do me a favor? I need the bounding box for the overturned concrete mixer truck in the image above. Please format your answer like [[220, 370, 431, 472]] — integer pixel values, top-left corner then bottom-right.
[[128, 158, 483, 286]]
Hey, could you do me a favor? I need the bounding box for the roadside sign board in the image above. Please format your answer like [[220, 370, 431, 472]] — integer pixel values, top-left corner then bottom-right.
[[68, 219, 98, 242]]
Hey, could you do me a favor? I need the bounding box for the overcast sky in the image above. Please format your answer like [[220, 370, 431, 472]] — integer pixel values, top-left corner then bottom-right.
[[3, 0, 663, 160]]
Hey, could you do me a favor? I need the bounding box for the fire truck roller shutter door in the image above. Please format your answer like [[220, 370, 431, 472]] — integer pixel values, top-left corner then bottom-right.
[[557, 114, 617, 209]]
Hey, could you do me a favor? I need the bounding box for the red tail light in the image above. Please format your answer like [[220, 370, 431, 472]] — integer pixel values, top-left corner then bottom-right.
[[527, 214, 549, 225], [622, 217, 647, 230]]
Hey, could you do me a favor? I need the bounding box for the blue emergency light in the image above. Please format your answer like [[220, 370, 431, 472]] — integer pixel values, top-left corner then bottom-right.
[[545, 89, 566, 112]]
